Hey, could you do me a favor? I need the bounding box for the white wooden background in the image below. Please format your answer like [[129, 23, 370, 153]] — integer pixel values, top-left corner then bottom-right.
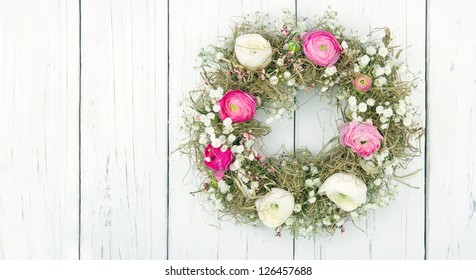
[[0, 0, 475, 260]]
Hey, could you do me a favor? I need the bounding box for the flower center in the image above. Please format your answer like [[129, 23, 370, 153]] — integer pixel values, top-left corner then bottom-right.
[[229, 103, 238, 111], [270, 203, 279, 210], [360, 140, 367, 145], [337, 193, 348, 199], [359, 79, 365, 84], [319, 44, 327, 51]]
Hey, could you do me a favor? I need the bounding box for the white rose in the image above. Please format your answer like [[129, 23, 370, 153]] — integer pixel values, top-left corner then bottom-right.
[[318, 173, 367, 211], [234, 34, 272, 70], [255, 188, 295, 227]]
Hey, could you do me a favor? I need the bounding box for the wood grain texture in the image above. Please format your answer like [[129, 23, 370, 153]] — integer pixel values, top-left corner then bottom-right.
[[426, 0, 476, 259], [168, 0, 296, 260], [293, 0, 426, 260], [80, 0, 168, 259], [0, 0, 79, 259]]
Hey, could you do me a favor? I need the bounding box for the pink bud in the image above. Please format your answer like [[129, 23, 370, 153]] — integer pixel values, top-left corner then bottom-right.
[[352, 74, 373, 93]]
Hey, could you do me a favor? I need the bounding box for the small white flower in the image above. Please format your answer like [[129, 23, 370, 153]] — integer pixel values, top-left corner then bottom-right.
[[321, 86, 329, 92], [199, 114, 208, 122], [209, 87, 224, 99], [359, 36, 369, 43], [215, 52, 224, 61], [207, 45, 216, 55], [385, 166, 393, 176], [325, 66, 337, 76], [366, 46, 376, 56], [276, 58, 284, 66], [373, 65, 385, 77], [341, 41, 348, 50], [227, 134, 236, 143], [205, 126, 215, 135], [220, 145, 228, 152], [354, 63, 361, 73], [250, 181, 259, 190], [302, 166, 309, 171], [359, 55, 370, 67], [229, 161, 241, 171], [403, 117, 412, 127], [211, 138, 222, 148], [323, 217, 332, 226], [374, 178, 382, 186], [218, 180, 230, 193], [311, 166, 318, 175], [378, 47, 388, 57], [223, 117, 232, 127], [366, 99, 375, 106], [305, 179, 313, 187], [333, 215, 341, 221], [381, 123, 389, 130], [195, 57, 204, 66], [383, 108, 394, 118], [287, 79, 295, 86], [348, 96, 357, 106], [374, 76, 387, 87], [384, 65, 392, 75], [358, 102, 368, 112], [284, 71, 291, 79], [294, 204, 302, 213], [212, 104, 220, 112], [309, 190, 315, 197], [376, 105, 384, 114], [231, 145, 244, 154], [248, 153, 255, 160], [226, 193, 233, 201], [204, 157, 211, 162], [308, 197, 317, 204], [356, 116, 363, 122], [207, 112, 215, 119], [269, 75, 279, 85], [222, 126, 234, 134], [380, 116, 388, 123], [396, 103, 406, 116], [199, 134, 208, 145]]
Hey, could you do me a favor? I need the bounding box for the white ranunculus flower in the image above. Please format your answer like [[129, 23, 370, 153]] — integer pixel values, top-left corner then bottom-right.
[[255, 188, 295, 228], [318, 173, 367, 211], [234, 34, 273, 70]]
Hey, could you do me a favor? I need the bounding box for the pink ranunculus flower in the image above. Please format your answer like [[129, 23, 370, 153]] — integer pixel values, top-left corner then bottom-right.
[[340, 121, 383, 158], [352, 74, 373, 93], [218, 90, 257, 123], [301, 30, 341, 66], [203, 144, 233, 181]]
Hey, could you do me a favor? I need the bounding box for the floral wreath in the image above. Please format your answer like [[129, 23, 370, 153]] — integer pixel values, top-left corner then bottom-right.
[[181, 10, 422, 238]]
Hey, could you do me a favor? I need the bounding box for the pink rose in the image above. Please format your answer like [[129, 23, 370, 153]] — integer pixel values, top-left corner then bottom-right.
[[352, 74, 373, 93], [218, 90, 257, 123], [203, 144, 233, 181], [301, 30, 341, 66], [340, 121, 383, 158]]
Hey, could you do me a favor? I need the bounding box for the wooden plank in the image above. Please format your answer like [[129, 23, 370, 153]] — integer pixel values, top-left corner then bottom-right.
[[168, 0, 296, 259], [0, 0, 79, 259], [294, 0, 426, 259], [80, 0, 168, 259], [427, 0, 476, 259]]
